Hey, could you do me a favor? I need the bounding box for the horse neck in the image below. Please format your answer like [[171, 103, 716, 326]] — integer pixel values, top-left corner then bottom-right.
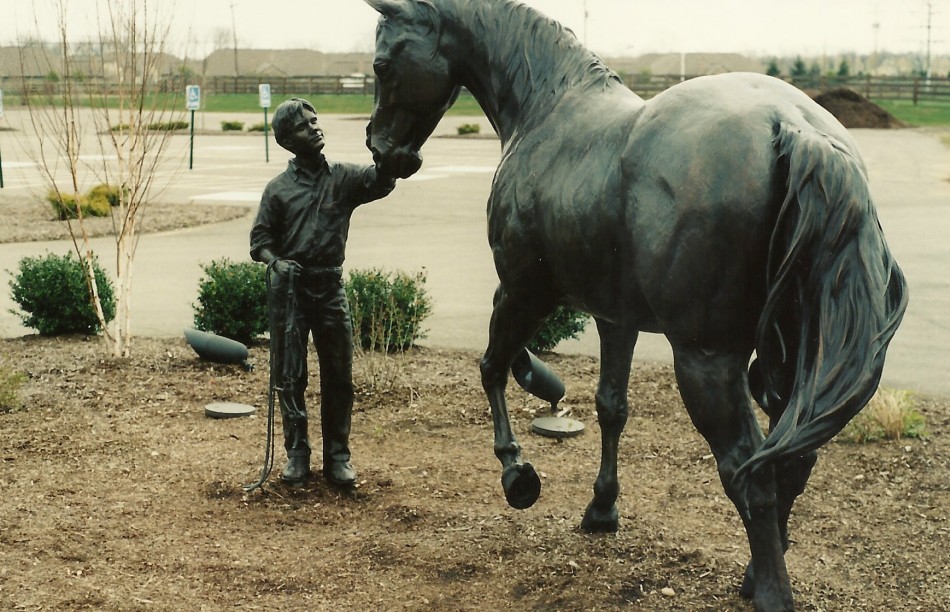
[[441, 0, 620, 144]]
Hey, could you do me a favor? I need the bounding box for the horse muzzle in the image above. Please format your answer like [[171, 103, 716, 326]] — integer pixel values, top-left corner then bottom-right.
[[371, 145, 423, 180]]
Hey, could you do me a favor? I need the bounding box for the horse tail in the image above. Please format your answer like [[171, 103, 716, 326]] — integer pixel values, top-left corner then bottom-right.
[[736, 121, 908, 485]]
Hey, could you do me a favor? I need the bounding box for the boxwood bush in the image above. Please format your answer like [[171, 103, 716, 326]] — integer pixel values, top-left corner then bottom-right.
[[192, 258, 268, 345], [191, 263, 433, 351], [345, 269, 432, 352], [528, 306, 590, 353], [9, 252, 115, 335]]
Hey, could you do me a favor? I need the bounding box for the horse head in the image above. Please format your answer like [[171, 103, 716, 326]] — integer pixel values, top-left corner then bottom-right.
[[365, 0, 461, 179]]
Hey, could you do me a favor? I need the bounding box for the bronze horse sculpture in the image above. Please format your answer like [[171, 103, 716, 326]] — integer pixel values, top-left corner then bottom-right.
[[364, 1, 908, 609]]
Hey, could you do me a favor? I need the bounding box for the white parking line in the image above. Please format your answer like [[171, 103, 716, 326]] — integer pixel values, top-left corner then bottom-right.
[[190, 191, 262, 202]]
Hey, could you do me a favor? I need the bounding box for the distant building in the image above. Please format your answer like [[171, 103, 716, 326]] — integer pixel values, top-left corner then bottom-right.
[[604, 53, 766, 77], [193, 49, 373, 78]]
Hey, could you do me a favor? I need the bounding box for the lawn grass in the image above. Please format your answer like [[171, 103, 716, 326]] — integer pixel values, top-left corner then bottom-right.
[[166, 94, 950, 127], [1, 92, 486, 116], [872, 99, 950, 127], [10, 90, 948, 126], [200, 93, 485, 116]]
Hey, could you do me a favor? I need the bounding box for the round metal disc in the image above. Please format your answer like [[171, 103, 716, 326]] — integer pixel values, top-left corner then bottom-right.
[[204, 402, 256, 419], [530, 416, 585, 438]]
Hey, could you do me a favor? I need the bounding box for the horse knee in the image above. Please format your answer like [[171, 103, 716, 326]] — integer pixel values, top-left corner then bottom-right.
[[594, 390, 628, 429], [479, 356, 507, 390]]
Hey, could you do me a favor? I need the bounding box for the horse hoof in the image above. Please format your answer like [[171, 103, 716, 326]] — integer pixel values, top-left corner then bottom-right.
[[580, 502, 619, 533], [502, 463, 541, 509]]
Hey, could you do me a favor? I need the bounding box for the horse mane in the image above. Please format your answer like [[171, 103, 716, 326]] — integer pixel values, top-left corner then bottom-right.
[[431, 0, 623, 121]]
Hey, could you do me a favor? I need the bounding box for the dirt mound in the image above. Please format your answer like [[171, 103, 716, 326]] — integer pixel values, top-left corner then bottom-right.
[[812, 87, 906, 129]]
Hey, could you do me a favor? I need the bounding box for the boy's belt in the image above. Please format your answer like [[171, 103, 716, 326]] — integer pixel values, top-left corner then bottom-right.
[[299, 265, 343, 280]]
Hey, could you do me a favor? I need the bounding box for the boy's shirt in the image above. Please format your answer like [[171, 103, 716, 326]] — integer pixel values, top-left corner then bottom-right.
[[250, 156, 394, 269]]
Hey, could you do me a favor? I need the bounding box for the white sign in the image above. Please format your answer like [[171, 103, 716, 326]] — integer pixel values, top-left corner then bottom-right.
[[258, 84, 271, 109], [185, 85, 201, 111]]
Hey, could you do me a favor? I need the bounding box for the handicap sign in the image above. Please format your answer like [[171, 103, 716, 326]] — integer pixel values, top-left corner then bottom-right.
[[259, 84, 271, 109], [186, 85, 201, 111]]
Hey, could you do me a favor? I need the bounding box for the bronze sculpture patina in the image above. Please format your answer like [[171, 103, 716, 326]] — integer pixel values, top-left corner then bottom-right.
[[249, 98, 395, 487], [363, 1, 908, 610]]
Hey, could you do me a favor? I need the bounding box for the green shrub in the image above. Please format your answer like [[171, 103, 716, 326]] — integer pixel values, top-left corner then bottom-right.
[[9, 252, 115, 335], [247, 122, 267, 132], [150, 120, 189, 131], [192, 258, 268, 344], [221, 120, 245, 131], [457, 123, 480, 135], [528, 306, 590, 353], [110, 121, 189, 132], [345, 269, 432, 352], [87, 183, 126, 207], [47, 189, 111, 220]]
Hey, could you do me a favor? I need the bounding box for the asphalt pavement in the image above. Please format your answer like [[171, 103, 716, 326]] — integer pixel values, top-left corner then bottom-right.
[[1, 110, 948, 399]]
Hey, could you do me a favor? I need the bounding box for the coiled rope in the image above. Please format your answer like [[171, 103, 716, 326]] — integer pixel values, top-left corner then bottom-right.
[[244, 260, 298, 492]]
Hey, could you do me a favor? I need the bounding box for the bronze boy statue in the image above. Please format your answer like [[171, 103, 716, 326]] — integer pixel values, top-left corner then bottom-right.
[[250, 98, 395, 486]]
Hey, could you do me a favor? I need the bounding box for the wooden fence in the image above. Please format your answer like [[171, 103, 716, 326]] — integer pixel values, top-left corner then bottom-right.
[[619, 74, 950, 104], [2, 73, 949, 104]]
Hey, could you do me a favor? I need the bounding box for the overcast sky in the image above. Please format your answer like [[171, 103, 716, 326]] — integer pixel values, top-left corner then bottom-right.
[[2, 0, 944, 58]]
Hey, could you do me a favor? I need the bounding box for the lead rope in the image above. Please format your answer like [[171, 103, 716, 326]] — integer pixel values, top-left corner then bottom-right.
[[244, 260, 297, 492]]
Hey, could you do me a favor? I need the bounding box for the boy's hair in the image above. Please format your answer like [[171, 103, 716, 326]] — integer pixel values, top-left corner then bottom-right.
[[272, 98, 317, 149]]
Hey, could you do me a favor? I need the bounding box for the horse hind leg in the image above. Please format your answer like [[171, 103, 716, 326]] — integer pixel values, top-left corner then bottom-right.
[[739, 448, 818, 598], [480, 284, 555, 510], [580, 318, 637, 533], [672, 345, 794, 612]]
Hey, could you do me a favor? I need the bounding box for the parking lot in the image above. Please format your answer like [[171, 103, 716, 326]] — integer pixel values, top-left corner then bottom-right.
[[1, 110, 948, 397]]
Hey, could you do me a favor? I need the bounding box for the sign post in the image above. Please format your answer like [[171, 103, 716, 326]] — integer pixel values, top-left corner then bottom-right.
[[259, 84, 271, 163], [0, 89, 5, 188], [186, 85, 201, 170], [0, 89, 3, 189]]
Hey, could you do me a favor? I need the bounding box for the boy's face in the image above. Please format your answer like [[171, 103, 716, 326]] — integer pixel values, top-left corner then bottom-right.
[[283, 107, 325, 157]]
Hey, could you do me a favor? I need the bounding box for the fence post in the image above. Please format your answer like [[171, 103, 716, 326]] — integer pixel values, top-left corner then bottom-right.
[[913, 77, 919, 105]]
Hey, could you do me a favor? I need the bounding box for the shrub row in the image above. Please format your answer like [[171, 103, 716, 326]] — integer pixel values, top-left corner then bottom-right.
[[8, 256, 588, 353], [220, 121, 269, 132]]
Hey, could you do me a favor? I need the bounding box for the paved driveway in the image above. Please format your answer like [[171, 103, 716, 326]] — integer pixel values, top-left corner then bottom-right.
[[1, 111, 947, 398]]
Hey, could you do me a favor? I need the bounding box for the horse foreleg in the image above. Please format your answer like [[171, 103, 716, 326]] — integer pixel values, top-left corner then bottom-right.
[[480, 285, 553, 510], [672, 346, 794, 612], [581, 319, 637, 533]]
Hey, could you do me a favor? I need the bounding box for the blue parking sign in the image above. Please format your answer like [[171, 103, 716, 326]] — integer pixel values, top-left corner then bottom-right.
[[259, 84, 271, 108], [186, 85, 201, 111]]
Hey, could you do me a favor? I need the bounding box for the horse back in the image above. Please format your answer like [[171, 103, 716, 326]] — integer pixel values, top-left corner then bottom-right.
[[488, 73, 863, 345]]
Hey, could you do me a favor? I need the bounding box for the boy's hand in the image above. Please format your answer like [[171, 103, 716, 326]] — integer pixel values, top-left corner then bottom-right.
[[272, 259, 300, 277]]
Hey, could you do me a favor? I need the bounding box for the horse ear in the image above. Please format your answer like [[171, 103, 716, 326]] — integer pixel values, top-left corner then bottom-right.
[[364, 0, 406, 17]]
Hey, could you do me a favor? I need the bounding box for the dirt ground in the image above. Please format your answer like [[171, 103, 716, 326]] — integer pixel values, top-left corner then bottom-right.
[[1, 166, 948, 612], [0, 194, 249, 244], [0, 335, 948, 611]]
